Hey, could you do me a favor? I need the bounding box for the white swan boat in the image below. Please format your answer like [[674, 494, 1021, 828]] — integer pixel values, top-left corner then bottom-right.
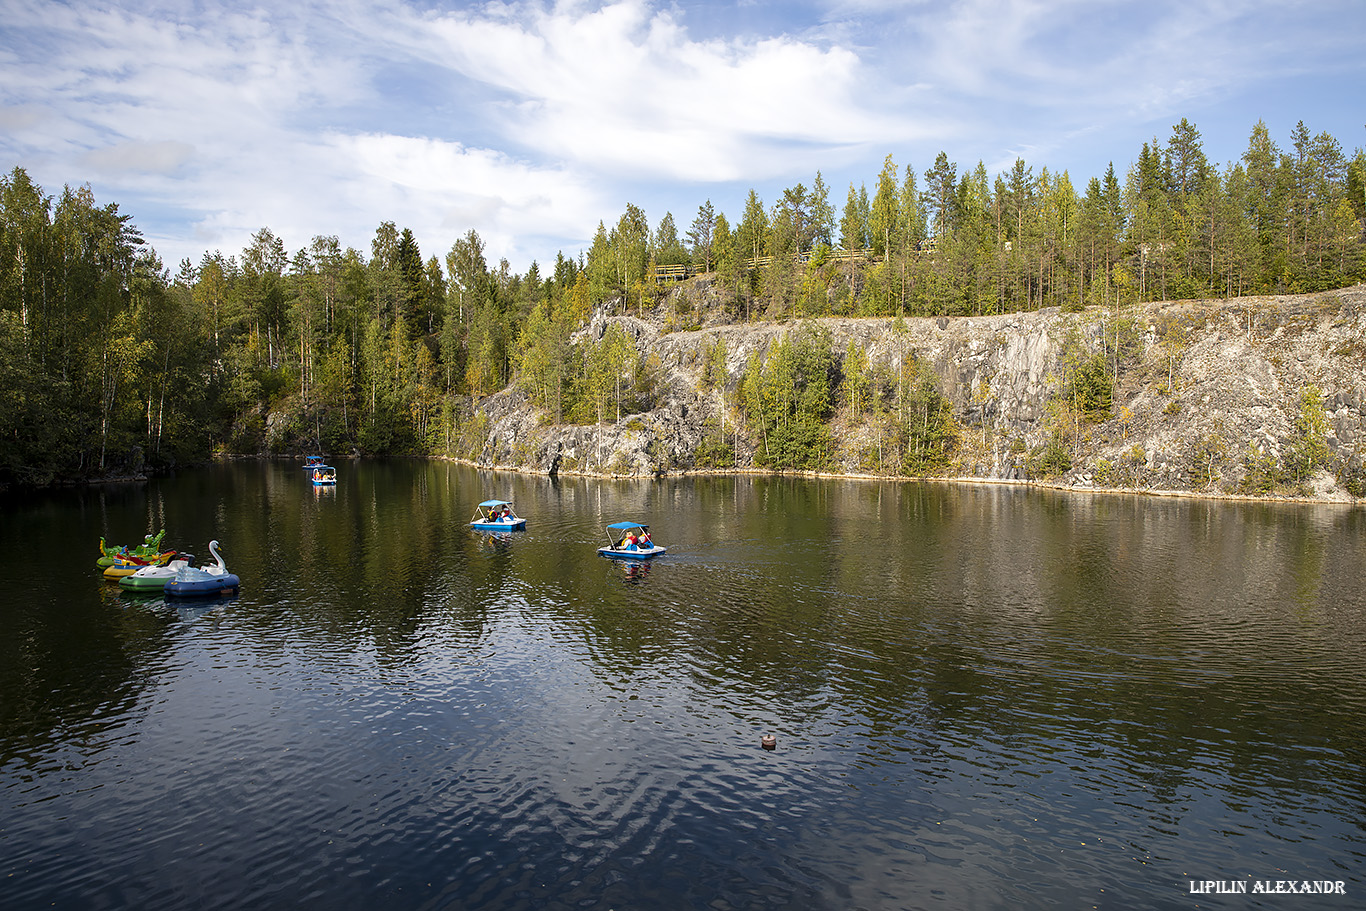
[[164, 540, 241, 597]]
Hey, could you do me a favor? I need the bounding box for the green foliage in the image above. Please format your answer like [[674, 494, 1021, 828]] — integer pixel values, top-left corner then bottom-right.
[[693, 415, 736, 468], [515, 300, 573, 421], [1283, 386, 1331, 489], [1028, 401, 1076, 478], [0, 311, 68, 484], [1238, 441, 1283, 495], [1029, 432, 1074, 478], [0, 169, 186, 482], [1066, 354, 1114, 420], [1337, 458, 1366, 499], [1057, 325, 1115, 422], [700, 336, 728, 390], [1094, 445, 1146, 488], [899, 363, 957, 475], [741, 325, 836, 471], [716, 120, 1363, 322], [6, 114, 1366, 486], [840, 340, 870, 416], [1189, 431, 1228, 489]]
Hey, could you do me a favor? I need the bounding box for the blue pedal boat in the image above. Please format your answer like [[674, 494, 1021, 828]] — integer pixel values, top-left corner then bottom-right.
[[597, 522, 666, 560], [470, 499, 527, 531], [164, 540, 241, 598]]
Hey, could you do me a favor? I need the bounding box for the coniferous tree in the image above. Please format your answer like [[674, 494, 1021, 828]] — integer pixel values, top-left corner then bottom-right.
[[839, 183, 869, 296], [5, 114, 1366, 483], [923, 152, 959, 238], [808, 172, 835, 249], [734, 190, 768, 320], [687, 200, 716, 272], [869, 154, 900, 257], [612, 203, 650, 314], [652, 212, 687, 266]]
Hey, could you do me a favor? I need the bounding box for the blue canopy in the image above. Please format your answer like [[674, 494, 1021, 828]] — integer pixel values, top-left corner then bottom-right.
[[606, 522, 648, 531], [477, 499, 512, 508]]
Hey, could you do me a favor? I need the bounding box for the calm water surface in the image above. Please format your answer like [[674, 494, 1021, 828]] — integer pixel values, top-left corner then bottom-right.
[[1, 461, 1363, 910]]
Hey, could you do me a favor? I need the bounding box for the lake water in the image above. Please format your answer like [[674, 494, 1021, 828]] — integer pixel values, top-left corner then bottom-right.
[[2, 460, 1363, 910]]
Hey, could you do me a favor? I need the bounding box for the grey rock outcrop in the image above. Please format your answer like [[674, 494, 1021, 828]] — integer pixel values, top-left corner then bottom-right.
[[458, 284, 1366, 501]]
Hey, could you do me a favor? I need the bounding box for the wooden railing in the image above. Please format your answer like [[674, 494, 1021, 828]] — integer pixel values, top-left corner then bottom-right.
[[653, 264, 691, 283], [650, 242, 937, 283]]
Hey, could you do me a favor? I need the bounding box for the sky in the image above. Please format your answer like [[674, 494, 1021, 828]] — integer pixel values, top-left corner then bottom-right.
[[3, 0, 1364, 276]]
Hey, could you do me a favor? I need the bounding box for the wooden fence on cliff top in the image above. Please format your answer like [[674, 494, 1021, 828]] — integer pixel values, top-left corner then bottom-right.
[[652, 240, 939, 283]]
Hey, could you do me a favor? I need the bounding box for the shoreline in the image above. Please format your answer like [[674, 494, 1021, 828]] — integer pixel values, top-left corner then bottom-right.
[[8, 453, 1357, 509], [433, 454, 1362, 508]]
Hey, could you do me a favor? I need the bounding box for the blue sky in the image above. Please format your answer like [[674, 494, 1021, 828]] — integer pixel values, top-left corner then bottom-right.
[[3, 0, 1363, 275]]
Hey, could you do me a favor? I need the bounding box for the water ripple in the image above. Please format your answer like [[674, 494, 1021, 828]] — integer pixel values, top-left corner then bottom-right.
[[2, 466, 1365, 910]]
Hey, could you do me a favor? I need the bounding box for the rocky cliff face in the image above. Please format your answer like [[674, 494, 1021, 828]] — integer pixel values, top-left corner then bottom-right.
[[464, 283, 1366, 502]]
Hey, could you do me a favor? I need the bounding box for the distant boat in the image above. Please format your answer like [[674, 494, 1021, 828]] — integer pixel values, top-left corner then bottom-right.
[[597, 522, 666, 560], [304, 455, 326, 470], [470, 499, 526, 531], [309, 464, 337, 486]]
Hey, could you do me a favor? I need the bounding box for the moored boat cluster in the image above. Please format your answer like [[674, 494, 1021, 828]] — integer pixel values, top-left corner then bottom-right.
[[97, 530, 240, 598]]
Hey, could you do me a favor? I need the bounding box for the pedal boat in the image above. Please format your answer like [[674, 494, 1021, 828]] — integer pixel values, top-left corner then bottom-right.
[[597, 522, 666, 560], [119, 553, 195, 592], [309, 464, 337, 486], [164, 540, 240, 597], [102, 549, 178, 580], [97, 529, 168, 567], [470, 499, 526, 531]]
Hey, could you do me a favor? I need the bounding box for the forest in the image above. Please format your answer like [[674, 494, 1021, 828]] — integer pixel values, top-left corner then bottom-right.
[[1, 118, 1364, 487]]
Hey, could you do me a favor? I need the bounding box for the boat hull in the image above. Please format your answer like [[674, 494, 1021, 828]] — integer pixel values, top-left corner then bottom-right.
[[119, 570, 178, 591], [597, 545, 666, 561], [165, 573, 240, 597], [471, 519, 526, 531]]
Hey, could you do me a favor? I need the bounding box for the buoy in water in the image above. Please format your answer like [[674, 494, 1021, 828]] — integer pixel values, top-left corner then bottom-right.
[[761, 734, 776, 750]]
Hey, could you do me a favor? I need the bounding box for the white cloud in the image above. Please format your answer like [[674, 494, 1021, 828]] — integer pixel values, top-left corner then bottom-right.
[[2, 0, 1362, 273], [421, 0, 919, 181], [332, 132, 603, 253], [82, 140, 196, 175]]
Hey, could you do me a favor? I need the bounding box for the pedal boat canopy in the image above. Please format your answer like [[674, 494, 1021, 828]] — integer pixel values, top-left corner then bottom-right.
[[470, 500, 527, 531], [598, 522, 666, 560]]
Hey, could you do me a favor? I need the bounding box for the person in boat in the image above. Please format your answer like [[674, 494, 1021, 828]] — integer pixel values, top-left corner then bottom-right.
[[623, 532, 638, 551], [638, 530, 652, 548]]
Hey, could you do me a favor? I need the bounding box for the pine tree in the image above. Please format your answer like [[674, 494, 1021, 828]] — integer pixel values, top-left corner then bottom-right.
[[686, 200, 716, 272], [869, 154, 900, 256], [923, 152, 958, 238]]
